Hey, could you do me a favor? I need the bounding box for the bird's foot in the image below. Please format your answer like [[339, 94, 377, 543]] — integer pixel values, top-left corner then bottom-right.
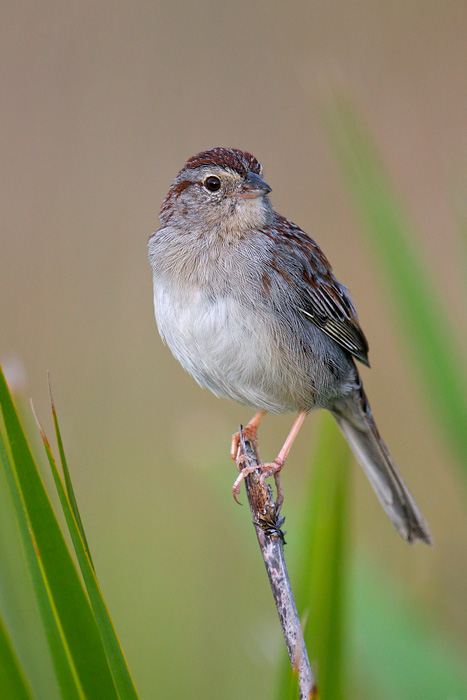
[[232, 457, 284, 508]]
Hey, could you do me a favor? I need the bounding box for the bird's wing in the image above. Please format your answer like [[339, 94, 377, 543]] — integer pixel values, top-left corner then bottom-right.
[[271, 214, 370, 367], [298, 302, 370, 367]]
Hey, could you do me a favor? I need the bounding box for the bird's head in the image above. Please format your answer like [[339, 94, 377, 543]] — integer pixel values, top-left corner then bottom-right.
[[160, 147, 273, 235]]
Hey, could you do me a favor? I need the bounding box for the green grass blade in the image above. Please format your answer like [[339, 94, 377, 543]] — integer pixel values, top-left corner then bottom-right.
[[48, 377, 95, 572], [323, 99, 467, 474], [33, 403, 140, 700], [283, 663, 300, 700], [298, 414, 350, 700], [0, 613, 33, 700], [0, 430, 82, 700], [278, 413, 351, 700], [0, 364, 119, 700], [351, 561, 467, 700]]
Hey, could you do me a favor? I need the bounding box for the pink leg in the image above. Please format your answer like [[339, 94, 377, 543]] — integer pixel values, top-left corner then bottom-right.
[[267, 410, 307, 471], [264, 411, 307, 507], [232, 410, 308, 506]]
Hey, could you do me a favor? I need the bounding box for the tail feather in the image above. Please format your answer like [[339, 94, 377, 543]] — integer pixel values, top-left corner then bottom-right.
[[332, 390, 433, 545]]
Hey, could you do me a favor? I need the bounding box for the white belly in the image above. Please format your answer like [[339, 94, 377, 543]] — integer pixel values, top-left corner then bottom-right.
[[153, 282, 285, 411]]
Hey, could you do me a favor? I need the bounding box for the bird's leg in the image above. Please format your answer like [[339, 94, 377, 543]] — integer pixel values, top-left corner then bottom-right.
[[231, 410, 267, 462], [262, 411, 307, 508], [232, 410, 307, 507]]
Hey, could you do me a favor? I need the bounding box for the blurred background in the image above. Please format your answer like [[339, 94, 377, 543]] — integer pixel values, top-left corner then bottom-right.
[[1, 1, 466, 698]]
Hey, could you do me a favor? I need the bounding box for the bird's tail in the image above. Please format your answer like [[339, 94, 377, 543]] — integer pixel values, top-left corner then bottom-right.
[[332, 386, 433, 545]]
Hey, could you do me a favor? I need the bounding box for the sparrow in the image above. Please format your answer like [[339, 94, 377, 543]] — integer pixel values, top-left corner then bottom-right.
[[148, 147, 432, 545]]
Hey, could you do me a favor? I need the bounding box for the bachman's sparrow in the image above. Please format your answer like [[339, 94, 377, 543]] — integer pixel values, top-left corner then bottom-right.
[[148, 147, 432, 545]]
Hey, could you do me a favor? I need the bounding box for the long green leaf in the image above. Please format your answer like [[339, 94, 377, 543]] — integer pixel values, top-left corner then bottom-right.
[[48, 377, 95, 573], [324, 99, 467, 474], [0, 364, 119, 700], [33, 402, 140, 700], [0, 613, 33, 700], [0, 430, 81, 700]]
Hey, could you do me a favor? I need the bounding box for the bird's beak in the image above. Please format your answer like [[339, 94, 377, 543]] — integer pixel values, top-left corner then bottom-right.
[[238, 171, 272, 199]]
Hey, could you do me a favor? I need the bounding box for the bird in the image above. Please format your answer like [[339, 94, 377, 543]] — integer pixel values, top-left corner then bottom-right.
[[148, 147, 432, 545]]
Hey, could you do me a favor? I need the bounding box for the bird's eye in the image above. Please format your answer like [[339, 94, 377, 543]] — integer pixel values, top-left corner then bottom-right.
[[204, 176, 221, 192]]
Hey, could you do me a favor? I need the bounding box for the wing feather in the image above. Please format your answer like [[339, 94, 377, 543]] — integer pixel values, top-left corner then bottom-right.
[[269, 214, 370, 367]]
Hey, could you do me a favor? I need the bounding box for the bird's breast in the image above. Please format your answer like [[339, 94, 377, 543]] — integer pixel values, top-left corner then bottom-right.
[[152, 278, 298, 411], [154, 282, 247, 383]]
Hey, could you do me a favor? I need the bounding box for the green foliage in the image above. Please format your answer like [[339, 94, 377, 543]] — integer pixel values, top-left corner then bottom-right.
[[278, 413, 350, 700], [351, 561, 467, 700], [277, 102, 467, 699], [323, 99, 467, 696], [323, 98, 467, 475], [276, 413, 467, 700], [296, 415, 350, 700], [39, 389, 139, 700], [0, 364, 139, 700], [0, 614, 32, 700]]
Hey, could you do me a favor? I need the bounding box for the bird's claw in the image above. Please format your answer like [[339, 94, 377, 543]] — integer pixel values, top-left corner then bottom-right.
[[232, 458, 285, 507]]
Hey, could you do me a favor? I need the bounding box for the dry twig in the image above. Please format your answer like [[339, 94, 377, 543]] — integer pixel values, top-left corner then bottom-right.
[[235, 429, 316, 700]]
